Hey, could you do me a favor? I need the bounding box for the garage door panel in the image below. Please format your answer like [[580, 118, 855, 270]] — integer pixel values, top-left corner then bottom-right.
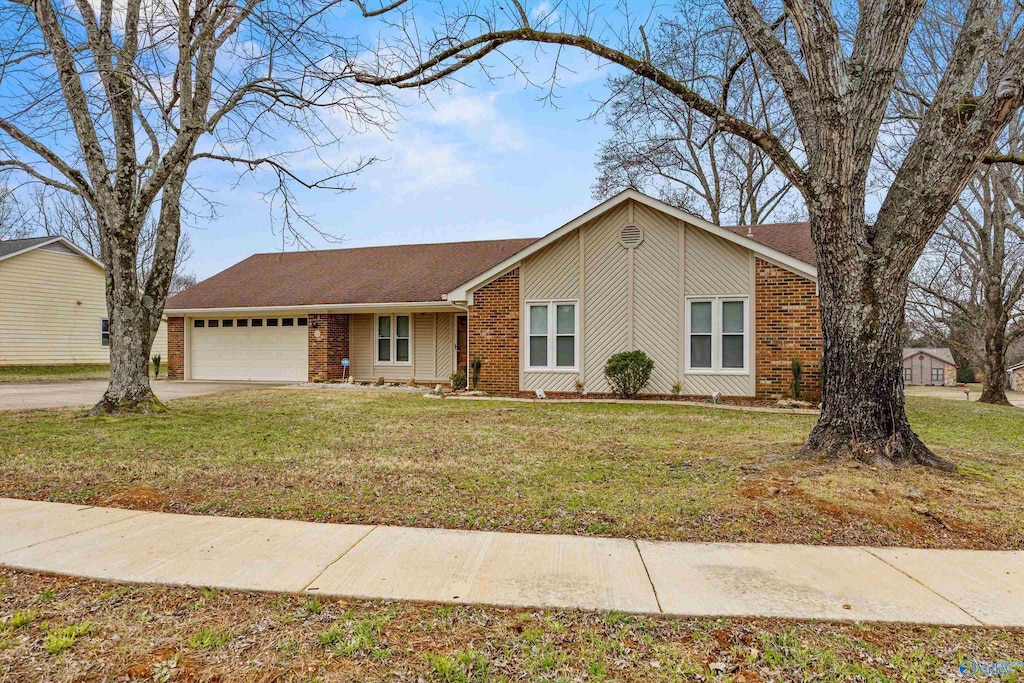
[[190, 322, 307, 381]]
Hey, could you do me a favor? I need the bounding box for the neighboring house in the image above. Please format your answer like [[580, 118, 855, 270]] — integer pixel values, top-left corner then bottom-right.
[[902, 347, 958, 386], [0, 236, 167, 366], [1009, 360, 1024, 392], [164, 190, 822, 398]]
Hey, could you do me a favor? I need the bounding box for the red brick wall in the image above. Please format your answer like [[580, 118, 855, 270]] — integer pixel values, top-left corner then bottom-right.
[[468, 269, 519, 394], [166, 317, 184, 380], [308, 313, 350, 382], [755, 259, 822, 400]]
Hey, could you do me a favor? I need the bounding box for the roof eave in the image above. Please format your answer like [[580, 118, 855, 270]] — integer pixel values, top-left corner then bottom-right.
[[0, 236, 104, 270], [163, 300, 464, 316]]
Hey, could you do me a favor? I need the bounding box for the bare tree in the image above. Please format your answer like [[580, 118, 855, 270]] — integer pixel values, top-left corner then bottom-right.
[[29, 189, 198, 298], [0, 186, 32, 240], [0, 0, 387, 414], [351, 0, 1024, 469], [909, 165, 1024, 404], [593, 14, 799, 226]]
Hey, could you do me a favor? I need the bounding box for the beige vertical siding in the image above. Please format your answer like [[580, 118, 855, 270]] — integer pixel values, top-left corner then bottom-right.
[[581, 202, 631, 393], [521, 232, 581, 393], [631, 203, 680, 394], [352, 311, 453, 383], [414, 313, 436, 379], [510, 199, 757, 396], [0, 247, 169, 366], [521, 232, 579, 299], [680, 224, 754, 396], [683, 225, 751, 296], [350, 314, 373, 379], [435, 312, 454, 380]]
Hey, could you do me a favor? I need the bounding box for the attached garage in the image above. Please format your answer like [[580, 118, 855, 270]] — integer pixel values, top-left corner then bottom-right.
[[189, 316, 308, 381]]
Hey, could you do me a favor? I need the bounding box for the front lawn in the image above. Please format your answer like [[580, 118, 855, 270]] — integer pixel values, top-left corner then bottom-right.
[[0, 388, 1020, 549], [0, 364, 109, 383], [1, 569, 1020, 682]]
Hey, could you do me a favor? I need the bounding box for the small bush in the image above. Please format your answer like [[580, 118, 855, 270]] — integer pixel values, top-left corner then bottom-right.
[[151, 354, 162, 379], [671, 380, 682, 397], [450, 369, 467, 391], [375, 376, 386, 386], [957, 367, 976, 383], [470, 357, 482, 389], [574, 378, 585, 393], [790, 359, 803, 400], [603, 351, 654, 398]]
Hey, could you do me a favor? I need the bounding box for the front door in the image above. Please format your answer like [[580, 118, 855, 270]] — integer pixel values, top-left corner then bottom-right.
[[456, 315, 468, 372]]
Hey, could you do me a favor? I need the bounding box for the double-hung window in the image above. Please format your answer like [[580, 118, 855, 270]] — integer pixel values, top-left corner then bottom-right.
[[903, 367, 913, 383], [931, 367, 944, 383], [100, 318, 110, 347], [376, 314, 410, 364], [527, 302, 577, 370], [686, 298, 748, 372]]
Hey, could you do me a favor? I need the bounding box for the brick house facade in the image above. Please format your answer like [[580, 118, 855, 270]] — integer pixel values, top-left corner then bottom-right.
[[163, 191, 822, 396], [467, 269, 520, 394], [754, 259, 823, 400], [166, 317, 184, 380], [308, 313, 350, 382]]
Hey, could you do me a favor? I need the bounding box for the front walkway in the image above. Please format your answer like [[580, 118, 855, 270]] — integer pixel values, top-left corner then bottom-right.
[[1, 498, 1020, 627]]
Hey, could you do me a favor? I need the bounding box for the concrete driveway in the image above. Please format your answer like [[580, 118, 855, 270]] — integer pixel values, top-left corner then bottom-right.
[[904, 384, 1024, 408], [0, 380, 285, 411]]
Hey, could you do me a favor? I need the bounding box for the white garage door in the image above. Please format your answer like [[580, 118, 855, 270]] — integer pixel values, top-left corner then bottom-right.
[[190, 317, 308, 381]]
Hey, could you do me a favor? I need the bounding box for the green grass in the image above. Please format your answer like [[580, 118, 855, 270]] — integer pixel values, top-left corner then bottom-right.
[[42, 621, 93, 654], [0, 364, 109, 383], [187, 627, 232, 649], [0, 388, 1020, 549]]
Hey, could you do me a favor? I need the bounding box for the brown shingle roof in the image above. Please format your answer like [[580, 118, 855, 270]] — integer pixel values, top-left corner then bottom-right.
[[166, 238, 538, 310], [724, 222, 815, 266]]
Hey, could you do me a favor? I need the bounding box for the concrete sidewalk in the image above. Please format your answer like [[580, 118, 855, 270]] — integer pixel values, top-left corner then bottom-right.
[[1, 498, 1020, 627]]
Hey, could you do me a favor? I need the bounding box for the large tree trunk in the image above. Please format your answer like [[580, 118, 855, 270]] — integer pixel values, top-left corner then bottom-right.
[[979, 319, 1012, 405], [801, 211, 956, 471], [89, 224, 164, 416]]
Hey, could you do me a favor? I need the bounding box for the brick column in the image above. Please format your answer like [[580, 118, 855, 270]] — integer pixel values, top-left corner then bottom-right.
[[308, 313, 350, 382], [754, 259, 822, 400], [468, 269, 519, 394], [166, 317, 185, 380]]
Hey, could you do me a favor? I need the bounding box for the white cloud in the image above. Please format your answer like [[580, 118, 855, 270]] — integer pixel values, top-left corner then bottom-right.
[[531, 1, 560, 25]]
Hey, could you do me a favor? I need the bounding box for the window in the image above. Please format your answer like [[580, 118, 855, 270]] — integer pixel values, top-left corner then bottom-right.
[[931, 367, 944, 383], [903, 367, 912, 383], [688, 302, 712, 369], [297, 317, 308, 327], [686, 298, 748, 373], [251, 318, 263, 327], [237, 319, 249, 328], [375, 314, 411, 364], [100, 318, 110, 347], [526, 302, 577, 370], [208, 319, 219, 328], [222, 319, 233, 328], [194, 319, 205, 328], [282, 317, 294, 327], [267, 318, 278, 327]]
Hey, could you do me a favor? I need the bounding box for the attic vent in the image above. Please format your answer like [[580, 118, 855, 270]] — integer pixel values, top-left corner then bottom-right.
[[619, 224, 644, 249]]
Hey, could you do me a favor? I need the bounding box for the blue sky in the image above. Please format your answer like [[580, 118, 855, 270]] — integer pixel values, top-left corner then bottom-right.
[[186, 46, 618, 280]]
